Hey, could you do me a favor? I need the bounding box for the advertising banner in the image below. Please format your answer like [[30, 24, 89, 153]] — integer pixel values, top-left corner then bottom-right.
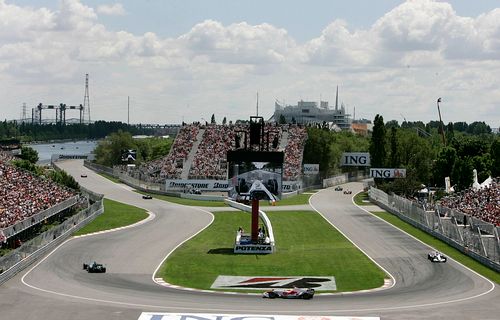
[[370, 168, 406, 179], [138, 313, 380, 320], [303, 164, 319, 175], [341, 152, 370, 166], [165, 179, 230, 191]]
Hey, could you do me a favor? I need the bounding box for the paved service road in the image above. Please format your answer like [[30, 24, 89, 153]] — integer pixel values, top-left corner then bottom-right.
[[0, 160, 498, 320]]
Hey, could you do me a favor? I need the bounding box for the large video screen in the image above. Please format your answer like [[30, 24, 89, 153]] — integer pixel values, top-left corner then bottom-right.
[[227, 150, 284, 201]]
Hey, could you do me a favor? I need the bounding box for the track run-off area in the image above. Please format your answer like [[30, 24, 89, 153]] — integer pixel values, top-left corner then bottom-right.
[[0, 159, 498, 320]]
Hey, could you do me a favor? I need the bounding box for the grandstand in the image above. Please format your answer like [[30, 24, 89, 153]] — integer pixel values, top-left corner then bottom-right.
[[439, 179, 500, 226], [0, 152, 78, 243], [129, 123, 307, 189]]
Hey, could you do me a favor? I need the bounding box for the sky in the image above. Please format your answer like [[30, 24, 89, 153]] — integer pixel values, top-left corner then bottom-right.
[[1, 0, 499, 127]]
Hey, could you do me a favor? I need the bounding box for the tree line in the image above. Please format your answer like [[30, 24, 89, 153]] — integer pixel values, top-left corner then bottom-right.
[[0, 120, 157, 142]]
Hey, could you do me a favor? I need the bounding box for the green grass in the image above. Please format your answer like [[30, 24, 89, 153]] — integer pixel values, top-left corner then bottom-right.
[[373, 211, 500, 284], [98, 172, 121, 184], [261, 192, 314, 206], [135, 190, 227, 207], [353, 191, 371, 206], [73, 198, 148, 236], [158, 210, 386, 292]]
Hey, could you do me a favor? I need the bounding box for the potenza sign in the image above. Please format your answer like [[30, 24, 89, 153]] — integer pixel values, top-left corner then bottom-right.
[[370, 168, 406, 179], [210, 275, 337, 290], [341, 153, 370, 166]]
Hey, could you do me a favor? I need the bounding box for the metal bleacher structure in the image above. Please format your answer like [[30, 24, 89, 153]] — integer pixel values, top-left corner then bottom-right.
[[369, 187, 500, 272]]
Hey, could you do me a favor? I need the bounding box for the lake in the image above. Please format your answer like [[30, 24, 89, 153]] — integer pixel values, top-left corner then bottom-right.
[[28, 140, 97, 163]]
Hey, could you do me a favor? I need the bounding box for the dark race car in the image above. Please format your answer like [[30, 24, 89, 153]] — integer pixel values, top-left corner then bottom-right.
[[83, 261, 107, 273], [334, 186, 343, 191], [142, 194, 153, 199], [343, 190, 352, 194], [263, 287, 315, 299], [80, 174, 87, 178], [428, 251, 447, 263]]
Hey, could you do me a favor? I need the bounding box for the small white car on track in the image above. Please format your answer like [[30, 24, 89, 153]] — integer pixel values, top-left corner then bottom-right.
[[428, 251, 447, 263]]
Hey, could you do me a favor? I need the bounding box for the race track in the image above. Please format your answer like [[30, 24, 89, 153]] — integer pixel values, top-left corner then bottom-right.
[[0, 159, 498, 320]]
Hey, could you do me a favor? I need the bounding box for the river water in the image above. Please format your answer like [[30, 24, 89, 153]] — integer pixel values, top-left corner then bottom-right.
[[28, 140, 97, 164]]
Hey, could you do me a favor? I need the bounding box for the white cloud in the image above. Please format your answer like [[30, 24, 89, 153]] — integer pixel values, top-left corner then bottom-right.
[[0, 0, 498, 126], [96, 3, 126, 16], [180, 20, 295, 65]]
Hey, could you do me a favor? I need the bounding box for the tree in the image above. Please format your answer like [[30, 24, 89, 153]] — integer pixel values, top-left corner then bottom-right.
[[20, 146, 39, 164], [467, 121, 491, 135], [303, 127, 333, 178], [94, 130, 137, 166], [222, 117, 227, 125], [389, 127, 399, 167], [211, 114, 216, 124], [452, 157, 473, 191], [491, 138, 500, 177], [369, 114, 387, 168], [432, 146, 457, 187], [278, 114, 287, 124]]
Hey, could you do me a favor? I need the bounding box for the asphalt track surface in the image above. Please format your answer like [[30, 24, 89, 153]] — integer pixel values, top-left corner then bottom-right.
[[0, 159, 498, 320]]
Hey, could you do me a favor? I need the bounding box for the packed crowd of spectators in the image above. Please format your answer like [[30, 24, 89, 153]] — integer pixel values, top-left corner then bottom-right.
[[189, 124, 234, 180], [0, 152, 76, 229], [188, 123, 284, 180], [283, 125, 307, 180], [127, 122, 307, 182], [439, 179, 500, 226]]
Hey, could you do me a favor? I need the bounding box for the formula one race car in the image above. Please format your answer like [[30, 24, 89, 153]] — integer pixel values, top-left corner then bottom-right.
[[142, 194, 153, 199], [428, 251, 447, 263], [83, 261, 107, 273], [263, 287, 315, 299], [80, 174, 87, 178], [334, 186, 343, 191], [343, 190, 352, 194]]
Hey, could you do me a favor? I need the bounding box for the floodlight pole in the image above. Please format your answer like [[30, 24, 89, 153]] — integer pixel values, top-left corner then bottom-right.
[[437, 98, 446, 147]]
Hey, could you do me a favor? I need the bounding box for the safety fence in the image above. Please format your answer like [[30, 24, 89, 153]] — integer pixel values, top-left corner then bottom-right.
[[0, 192, 104, 285], [1, 196, 79, 240], [369, 187, 500, 272]]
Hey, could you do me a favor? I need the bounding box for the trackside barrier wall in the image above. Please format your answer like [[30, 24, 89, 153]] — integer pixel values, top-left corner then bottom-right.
[[0, 193, 104, 285], [1, 196, 79, 240], [323, 172, 369, 188], [369, 187, 500, 272], [224, 199, 276, 250]]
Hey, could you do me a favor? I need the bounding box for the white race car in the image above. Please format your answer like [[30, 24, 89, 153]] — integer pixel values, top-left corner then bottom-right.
[[263, 287, 315, 299], [428, 251, 447, 263]]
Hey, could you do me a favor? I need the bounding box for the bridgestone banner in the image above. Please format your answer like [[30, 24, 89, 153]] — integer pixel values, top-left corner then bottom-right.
[[370, 168, 406, 179], [165, 179, 230, 191]]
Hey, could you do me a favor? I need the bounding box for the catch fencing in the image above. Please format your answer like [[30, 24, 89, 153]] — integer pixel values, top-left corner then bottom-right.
[[369, 187, 500, 272], [0, 190, 104, 285]]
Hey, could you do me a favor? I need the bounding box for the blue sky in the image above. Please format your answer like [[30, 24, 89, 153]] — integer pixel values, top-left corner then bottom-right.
[[1, 0, 499, 126]]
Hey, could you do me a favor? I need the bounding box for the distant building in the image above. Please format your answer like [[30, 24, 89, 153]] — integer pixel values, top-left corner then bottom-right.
[[270, 87, 351, 130], [351, 119, 373, 136]]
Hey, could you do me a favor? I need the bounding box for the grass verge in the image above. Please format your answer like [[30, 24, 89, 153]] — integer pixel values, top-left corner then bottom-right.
[[97, 172, 121, 184], [353, 191, 371, 206], [73, 198, 148, 236], [261, 192, 314, 206], [135, 190, 227, 207], [373, 211, 500, 284], [158, 210, 386, 292]]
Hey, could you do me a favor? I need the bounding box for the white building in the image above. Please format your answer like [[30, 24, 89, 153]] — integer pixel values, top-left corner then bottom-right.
[[270, 87, 351, 130]]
